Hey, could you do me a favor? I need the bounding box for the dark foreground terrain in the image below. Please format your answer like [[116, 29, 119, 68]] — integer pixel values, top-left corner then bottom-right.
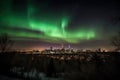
[[0, 52, 120, 80]]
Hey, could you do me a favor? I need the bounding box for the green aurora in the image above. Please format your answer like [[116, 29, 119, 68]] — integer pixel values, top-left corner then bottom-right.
[[0, 0, 97, 43]]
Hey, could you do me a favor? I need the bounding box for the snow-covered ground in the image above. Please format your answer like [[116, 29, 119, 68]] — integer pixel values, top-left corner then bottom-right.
[[0, 75, 22, 80], [0, 74, 63, 80], [10, 67, 63, 80]]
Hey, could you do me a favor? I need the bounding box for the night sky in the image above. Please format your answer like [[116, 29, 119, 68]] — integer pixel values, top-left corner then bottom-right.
[[0, 0, 120, 50]]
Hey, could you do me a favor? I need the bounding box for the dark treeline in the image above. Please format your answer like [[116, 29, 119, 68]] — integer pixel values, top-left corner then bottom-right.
[[0, 52, 120, 80]]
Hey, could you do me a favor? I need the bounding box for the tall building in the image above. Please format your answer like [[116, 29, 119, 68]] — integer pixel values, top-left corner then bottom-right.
[[68, 45, 71, 49], [61, 43, 64, 49], [50, 46, 53, 51]]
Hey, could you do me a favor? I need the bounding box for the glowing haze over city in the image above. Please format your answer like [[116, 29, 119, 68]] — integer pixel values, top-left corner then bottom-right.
[[0, 0, 120, 51]]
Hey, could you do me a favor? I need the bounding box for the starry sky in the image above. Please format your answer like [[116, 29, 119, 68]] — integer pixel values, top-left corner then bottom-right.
[[0, 0, 120, 50]]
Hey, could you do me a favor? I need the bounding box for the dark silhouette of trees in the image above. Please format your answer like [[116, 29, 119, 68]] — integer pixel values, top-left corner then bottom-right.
[[46, 58, 56, 77], [111, 32, 120, 50], [111, 16, 120, 25], [0, 33, 14, 53], [110, 16, 120, 78], [110, 16, 120, 50]]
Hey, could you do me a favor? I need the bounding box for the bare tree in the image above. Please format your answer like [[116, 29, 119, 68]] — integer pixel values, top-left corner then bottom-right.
[[0, 33, 14, 53], [111, 32, 120, 50], [110, 16, 120, 50], [111, 17, 120, 25]]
